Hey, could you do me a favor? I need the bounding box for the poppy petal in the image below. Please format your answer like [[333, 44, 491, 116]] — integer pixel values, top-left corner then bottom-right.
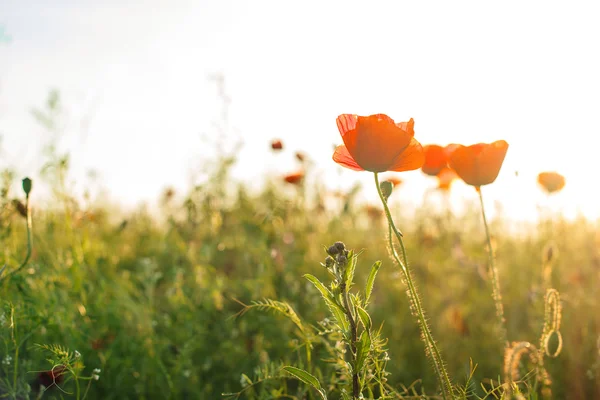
[[476, 140, 508, 185], [388, 138, 425, 172], [396, 118, 415, 137], [336, 114, 358, 138], [332, 145, 365, 171]]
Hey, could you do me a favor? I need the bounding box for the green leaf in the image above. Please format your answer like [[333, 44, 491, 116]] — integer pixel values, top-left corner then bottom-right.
[[364, 261, 381, 304], [356, 305, 372, 333], [305, 274, 349, 332], [282, 366, 328, 400], [355, 331, 372, 373], [344, 250, 358, 289], [341, 389, 352, 400]]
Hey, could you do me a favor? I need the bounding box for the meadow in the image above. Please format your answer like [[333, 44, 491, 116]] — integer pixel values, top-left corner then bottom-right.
[[1, 113, 600, 400]]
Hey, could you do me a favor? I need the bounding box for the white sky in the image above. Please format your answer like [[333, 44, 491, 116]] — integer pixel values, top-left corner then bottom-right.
[[1, 0, 599, 221]]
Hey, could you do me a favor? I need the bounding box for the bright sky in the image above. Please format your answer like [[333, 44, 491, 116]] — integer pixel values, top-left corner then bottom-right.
[[1, 1, 599, 222]]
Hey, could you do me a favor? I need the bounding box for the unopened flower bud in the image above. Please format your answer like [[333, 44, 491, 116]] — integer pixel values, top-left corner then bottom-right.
[[22, 177, 32, 196], [336, 254, 347, 265], [325, 256, 335, 268], [327, 245, 339, 256], [380, 181, 393, 200], [334, 241, 345, 252]]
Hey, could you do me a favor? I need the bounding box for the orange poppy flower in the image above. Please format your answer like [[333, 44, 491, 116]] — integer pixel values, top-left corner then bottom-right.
[[283, 171, 304, 185], [449, 141, 509, 188], [332, 114, 424, 172], [537, 172, 565, 193], [271, 139, 283, 150], [436, 167, 458, 191], [422, 145, 447, 176], [385, 176, 403, 187]]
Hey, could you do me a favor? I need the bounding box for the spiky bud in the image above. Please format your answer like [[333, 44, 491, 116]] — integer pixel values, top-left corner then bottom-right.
[[327, 245, 339, 256], [334, 241, 345, 252]]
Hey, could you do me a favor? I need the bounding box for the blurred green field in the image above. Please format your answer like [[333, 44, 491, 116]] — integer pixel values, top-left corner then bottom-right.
[[1, 149, 599, 399]]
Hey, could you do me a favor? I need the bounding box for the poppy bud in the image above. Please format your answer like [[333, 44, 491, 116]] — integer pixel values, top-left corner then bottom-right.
[[336, 254, 347, 266], [334, 241, 345, 252], [380, 181, 393, 201], [22, 177, 32, 196]]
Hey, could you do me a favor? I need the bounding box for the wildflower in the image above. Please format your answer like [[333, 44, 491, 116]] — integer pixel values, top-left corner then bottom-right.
[[283, 171, 304, 185], [449, 141, 509, 188], [270, 139, 283, 151], [436, 167, 458, 191], [332, 114, 424, 172], [2, 355, 12, 366], [537, 172, 565, 194], [383, 176, 403, 187], [422, 145, 448, 176]]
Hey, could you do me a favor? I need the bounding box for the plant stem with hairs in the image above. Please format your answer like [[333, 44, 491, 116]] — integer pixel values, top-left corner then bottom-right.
[[478, 187, 508, 348], [374, 173, 453, 399], [340, 280, 359, 398], [1, 179, 33, 284]]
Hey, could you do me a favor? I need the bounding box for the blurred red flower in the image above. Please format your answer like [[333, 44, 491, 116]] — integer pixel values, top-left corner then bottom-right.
[[283, 171, 304, 185], [537, 172, 565, 193], [271, 139, 283, 151]]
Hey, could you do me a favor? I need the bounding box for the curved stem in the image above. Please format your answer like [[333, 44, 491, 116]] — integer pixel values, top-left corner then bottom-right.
[[478, 187, 508, 348], [374, 173, 453, 399], [1, 193, 33, 283]]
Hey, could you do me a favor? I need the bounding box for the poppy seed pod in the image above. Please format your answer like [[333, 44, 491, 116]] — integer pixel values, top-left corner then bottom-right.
[[22, 177, 32, 195]]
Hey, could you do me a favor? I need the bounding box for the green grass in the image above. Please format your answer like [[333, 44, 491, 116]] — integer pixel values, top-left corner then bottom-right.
[[1, 156, 599, 399]]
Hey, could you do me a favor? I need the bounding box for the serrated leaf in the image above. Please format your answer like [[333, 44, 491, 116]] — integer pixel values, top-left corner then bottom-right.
[[304, 274, 333, 300], [356, 305, 372, 333], [364, 261, 381, 304], [282, 366, 328, 400], [344, 250, 357, 289], [355, 331, 372, 373], [305, 274, 349, 331]]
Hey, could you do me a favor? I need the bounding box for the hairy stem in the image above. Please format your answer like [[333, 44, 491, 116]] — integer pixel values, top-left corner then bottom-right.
[[478, 187, 508, 348], [374, 173, 453, 399], [1, 193, 33, 284], [341, 282, 359, 399]]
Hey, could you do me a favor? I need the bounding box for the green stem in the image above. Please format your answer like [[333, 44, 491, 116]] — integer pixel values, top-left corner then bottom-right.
[[1, 194, 33, 284], [478, 187, 508, 348], [374, 173, 453, 399], [341, 282, 359, 399]]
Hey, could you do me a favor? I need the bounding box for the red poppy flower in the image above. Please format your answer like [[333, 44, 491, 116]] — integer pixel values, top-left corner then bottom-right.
[[449, 141, 509, 188], [332, 114, 424, 172], [422, 145, 448, 176], [437, 167, 458, 191], [271, 139, 283, 151], [537, 172, 565, 193], [384, 176, 403, 187], [283, 171, 304, 185]]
